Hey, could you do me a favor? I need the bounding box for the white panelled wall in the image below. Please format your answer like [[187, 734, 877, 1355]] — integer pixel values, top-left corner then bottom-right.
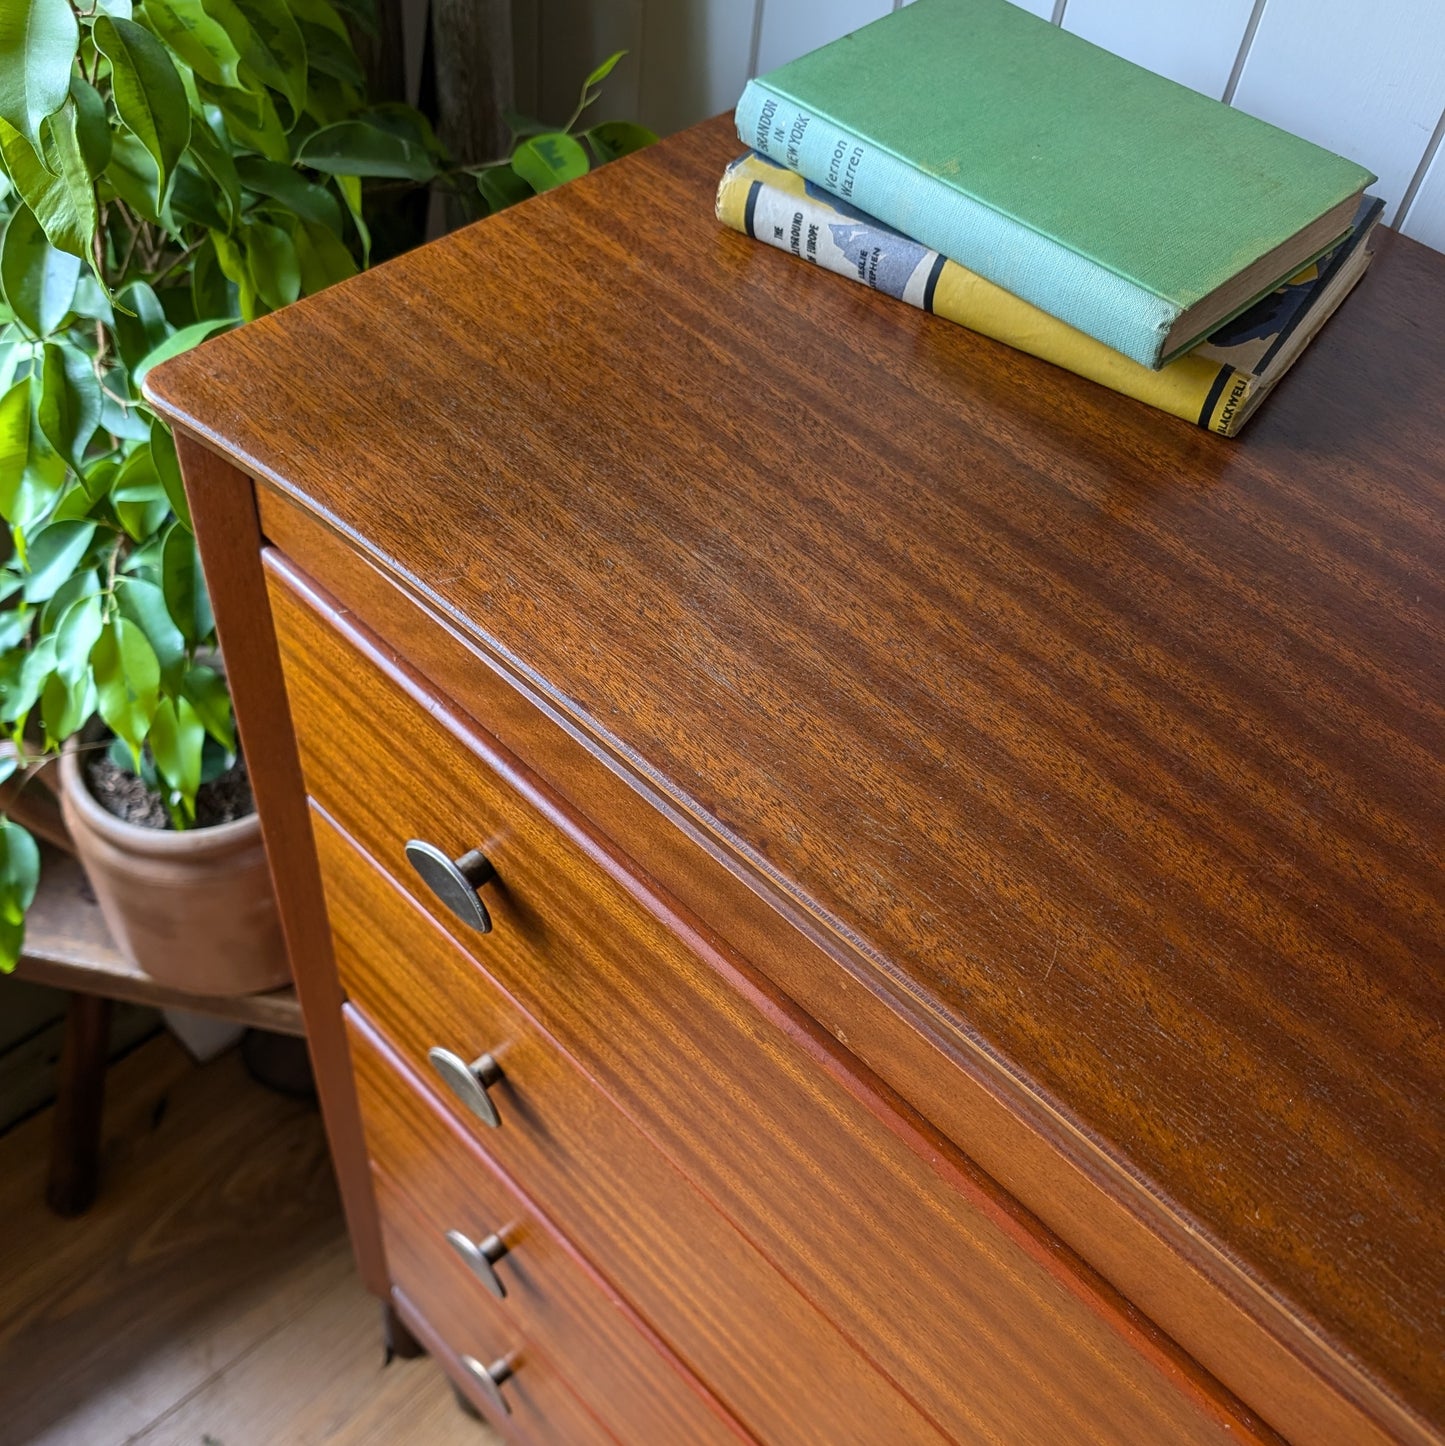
[[504, 0, 1445, 252]]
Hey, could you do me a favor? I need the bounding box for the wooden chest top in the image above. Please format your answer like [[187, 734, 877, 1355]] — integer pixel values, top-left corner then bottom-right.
[[148, 115, 1445, 1434]]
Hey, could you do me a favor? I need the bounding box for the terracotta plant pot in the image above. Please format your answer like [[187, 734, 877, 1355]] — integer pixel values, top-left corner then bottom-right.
[[57, 743, 290, 996]]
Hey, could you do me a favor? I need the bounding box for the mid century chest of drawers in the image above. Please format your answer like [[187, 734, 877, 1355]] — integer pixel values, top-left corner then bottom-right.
[[147, 117, 1443, 1444]]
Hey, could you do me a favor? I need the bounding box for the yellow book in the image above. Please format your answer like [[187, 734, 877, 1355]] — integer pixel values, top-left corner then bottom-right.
[[716, 152, 1380, 436]]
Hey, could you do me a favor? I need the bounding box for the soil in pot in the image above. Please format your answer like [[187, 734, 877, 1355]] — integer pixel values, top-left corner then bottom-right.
[[84, 751, 255, 830]]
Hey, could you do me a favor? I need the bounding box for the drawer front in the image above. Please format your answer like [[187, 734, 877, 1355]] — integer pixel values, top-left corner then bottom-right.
[[347, 1001, 744, 1446], [271, 555, 1262, 1445], [317, 806, 943, 1446]]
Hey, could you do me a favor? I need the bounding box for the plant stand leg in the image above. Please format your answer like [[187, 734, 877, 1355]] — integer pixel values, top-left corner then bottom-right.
[[46, 993, 113, 1217], [381, 1300, 425, 1364]]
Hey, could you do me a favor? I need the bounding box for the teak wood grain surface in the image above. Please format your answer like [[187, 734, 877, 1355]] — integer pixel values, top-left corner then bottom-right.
[[273, 556, 1273, 1443], [147, 116, 1444, 1441]]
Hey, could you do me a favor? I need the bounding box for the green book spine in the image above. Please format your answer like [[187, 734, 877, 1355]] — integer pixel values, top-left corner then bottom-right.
[[734, 0, 1374, 369]]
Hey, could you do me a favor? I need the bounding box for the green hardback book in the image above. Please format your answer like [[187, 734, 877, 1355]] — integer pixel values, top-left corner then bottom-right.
[[734, 0, 1375, 368]]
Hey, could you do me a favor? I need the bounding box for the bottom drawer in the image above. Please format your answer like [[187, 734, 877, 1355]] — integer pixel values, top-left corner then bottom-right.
[[349, 1007, 744, 1445]]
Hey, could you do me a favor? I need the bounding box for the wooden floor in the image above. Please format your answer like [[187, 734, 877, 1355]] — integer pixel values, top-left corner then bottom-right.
[[0, 1032, 499, 1446]]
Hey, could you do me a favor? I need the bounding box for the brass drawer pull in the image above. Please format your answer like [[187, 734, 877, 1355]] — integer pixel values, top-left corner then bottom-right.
[[428, 1047, 504, 1128], [405, 840, 497, 933], [446, 1227, 511, 1298], [461, 1353, 515, 1417]]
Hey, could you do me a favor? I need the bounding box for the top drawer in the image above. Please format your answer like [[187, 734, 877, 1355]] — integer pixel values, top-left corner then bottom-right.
[[266, 549, 1267, 1446]]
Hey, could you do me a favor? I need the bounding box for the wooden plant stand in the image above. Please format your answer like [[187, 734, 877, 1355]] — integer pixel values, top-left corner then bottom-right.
[[9, 848, 303, 1214]]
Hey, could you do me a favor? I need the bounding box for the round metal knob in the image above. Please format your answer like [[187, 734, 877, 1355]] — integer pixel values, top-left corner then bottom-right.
[[405, 840, 496, 933], [446, 1228, 510, 1299], [461, 1353, 515, 1417], [428, 1047, 504, 1128]]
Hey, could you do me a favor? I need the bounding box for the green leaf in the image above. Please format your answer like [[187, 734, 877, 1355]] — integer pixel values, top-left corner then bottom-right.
[[21, 519, 96, 602], [1, 633, 57, 723], [148, 694, 204, 817], [37, 341, 101, 471], [116, 574, 186, 688], [112, 280, 171, 373], [54, 590, 104, 681], [242, 219, 300, 310], [184, 118, 241, 230], [298, 120, 440, 180], [93, 16, 191, 199], [131, 316, 233, 391], [113, 446, 172, 540], [197, 72, 287, 161], [325, 0, 375, 36], [68, 76, 111, 175], [209, 228, 259, 320], [149, 420, 191, 529], [222, 0, 307, 118], [235, 156, 343, 231], [334, 173, 368, 266], [0, 607, 32, 652], [511, 133, 590, 194], [189, 237, 235, 323], [582, 50, 626, 91], [293, 216, 356, 294], [101, 128, 162, 222], [70, 272, 114, 325], [475, 164, 533, 215], [80, 454, 118, 505], [166, 159, 229, 231], [0, 374, 66, 525], [586, 120, 656, 163], [181, 661, 232, 749], [40, 668, 96, 748], [141, 0, 243, 87], [41, 565, 98, 631], [297, 19, 361, 85], [0, 818, 41, 944], [0, 111, 98, 267], [161, 518, 213, 645], [0, 205, 80, 339], [91, 614, 160, 765], [0, 0, 79, 150]]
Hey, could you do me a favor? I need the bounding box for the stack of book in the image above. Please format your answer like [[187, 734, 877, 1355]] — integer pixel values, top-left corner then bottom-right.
[[719, 0, 1380, 436]]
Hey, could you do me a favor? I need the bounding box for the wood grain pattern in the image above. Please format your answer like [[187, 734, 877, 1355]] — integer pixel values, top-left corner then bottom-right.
[[275, 557, 1272, 1445], [314, 804, 946, 1446], [150, 117, 1445, 1440], [171, 435, 387, 1297], [388, 1283, 611, 1446], [255, 440, 1399, 1446], [349, 1014, 747, 1446], [0, 1036, 339, 1445], [15, 849, 303, 1035]]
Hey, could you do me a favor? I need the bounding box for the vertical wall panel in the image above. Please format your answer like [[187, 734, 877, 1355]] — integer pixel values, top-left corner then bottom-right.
[[536, 0, 644, 126], [753, 0, 893, 76], [638, 0, 757, 137], [1062, 0, 1255, 98], [1230, 0, 1445, 223], [1399, 129, 1445, 251]]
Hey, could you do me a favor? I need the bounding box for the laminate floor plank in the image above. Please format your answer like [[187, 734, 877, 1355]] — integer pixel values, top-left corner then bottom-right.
[[0, 1033, 495, 1446]]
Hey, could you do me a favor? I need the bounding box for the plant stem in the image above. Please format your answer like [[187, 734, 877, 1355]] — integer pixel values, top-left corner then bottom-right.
[[147, 239, 203, 290]]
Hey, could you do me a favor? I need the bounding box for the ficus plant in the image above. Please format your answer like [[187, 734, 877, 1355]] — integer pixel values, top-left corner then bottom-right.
[[0, 0, 655, 970]]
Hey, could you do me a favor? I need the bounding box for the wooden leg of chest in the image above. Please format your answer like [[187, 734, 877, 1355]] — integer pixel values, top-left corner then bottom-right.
[[172, 431, 387, 1298]]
